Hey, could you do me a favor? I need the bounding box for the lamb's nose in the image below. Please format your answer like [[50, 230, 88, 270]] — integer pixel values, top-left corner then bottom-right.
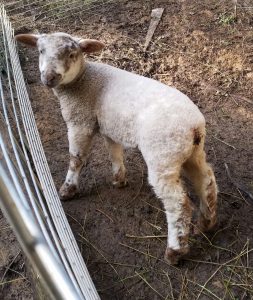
[[44, 72, 62, 87]]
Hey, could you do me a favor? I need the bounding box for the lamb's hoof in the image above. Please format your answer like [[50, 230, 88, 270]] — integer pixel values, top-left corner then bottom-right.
[[59, 183, 78, 201], [164, 246, 189, 265], [112, 180, 128, 188], [198, 214, 217, 233]]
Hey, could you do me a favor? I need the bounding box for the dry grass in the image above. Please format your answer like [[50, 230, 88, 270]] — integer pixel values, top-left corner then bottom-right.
[[66, 207, 252, 299]]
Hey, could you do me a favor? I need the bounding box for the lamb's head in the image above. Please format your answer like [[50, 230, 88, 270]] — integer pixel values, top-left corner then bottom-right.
[[15, 32, 105, 88]]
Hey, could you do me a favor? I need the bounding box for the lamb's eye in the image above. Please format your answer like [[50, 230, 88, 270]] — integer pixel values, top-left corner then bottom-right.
[[40, 49, 44, 54], [69, 53, 75, 59]]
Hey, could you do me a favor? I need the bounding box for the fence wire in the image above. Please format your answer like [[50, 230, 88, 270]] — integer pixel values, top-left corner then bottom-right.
[[0, 4, 100, 299], [3, 0, 115, 30]]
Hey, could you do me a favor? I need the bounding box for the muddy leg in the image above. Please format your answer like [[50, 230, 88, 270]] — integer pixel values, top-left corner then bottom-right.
[[183, 146, 217, 232], [59, 126, 94, 200], [104, 136, 127, 188], [149, 169, 193, 265]]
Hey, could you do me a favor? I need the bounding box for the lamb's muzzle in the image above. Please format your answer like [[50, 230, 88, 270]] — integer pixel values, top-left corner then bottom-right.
[[15, 32, 218, 265], [42, 70, 62, 88]]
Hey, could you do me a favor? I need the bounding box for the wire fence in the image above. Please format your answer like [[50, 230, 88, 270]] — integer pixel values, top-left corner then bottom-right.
[[3, 0, 115, 30], [0, 3, 100, 299]]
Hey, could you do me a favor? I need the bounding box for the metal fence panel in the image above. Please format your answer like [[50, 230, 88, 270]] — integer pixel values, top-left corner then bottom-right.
[[0, 4, 100, 299]]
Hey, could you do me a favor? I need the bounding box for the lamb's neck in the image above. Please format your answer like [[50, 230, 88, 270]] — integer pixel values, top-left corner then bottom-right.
[[53, 62, 103, 94], [53, 61, 107, 107], [62, 61, 86, 88]]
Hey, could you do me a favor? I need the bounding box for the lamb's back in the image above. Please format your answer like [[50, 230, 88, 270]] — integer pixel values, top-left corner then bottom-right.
[[90, 62, 205, 147]]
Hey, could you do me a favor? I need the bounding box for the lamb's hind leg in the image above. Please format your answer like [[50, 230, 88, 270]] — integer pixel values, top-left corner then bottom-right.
[[104, 136, 127, 188], [149, 168, 193, 265], [59, 126, 94, 200], [183, 145, 217, 233]]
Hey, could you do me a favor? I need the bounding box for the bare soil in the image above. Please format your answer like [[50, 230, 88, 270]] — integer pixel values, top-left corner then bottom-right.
[[1, 1, 253, 299]]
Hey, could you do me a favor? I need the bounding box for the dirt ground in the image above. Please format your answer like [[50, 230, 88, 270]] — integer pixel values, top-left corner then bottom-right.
[[1, 0, 253, 299]]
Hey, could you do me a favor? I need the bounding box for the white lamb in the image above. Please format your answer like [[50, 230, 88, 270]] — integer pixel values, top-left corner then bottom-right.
[[16, 32, 218, 264]]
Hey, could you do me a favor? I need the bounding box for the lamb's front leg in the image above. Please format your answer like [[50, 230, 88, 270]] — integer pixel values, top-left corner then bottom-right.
[[59, 125, 94, 200], [104, 136, 127, 188]]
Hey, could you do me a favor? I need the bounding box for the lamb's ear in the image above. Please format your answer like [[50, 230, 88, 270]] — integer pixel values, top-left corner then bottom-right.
[[78, 39, 105, 53], [15, 34, 39, 47]]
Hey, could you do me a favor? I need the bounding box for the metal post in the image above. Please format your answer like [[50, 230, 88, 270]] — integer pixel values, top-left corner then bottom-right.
[[0, 161, 83, 300]]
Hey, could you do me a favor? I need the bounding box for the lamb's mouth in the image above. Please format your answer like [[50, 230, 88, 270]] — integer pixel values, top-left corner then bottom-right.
[[41, 73, 62, 88]]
